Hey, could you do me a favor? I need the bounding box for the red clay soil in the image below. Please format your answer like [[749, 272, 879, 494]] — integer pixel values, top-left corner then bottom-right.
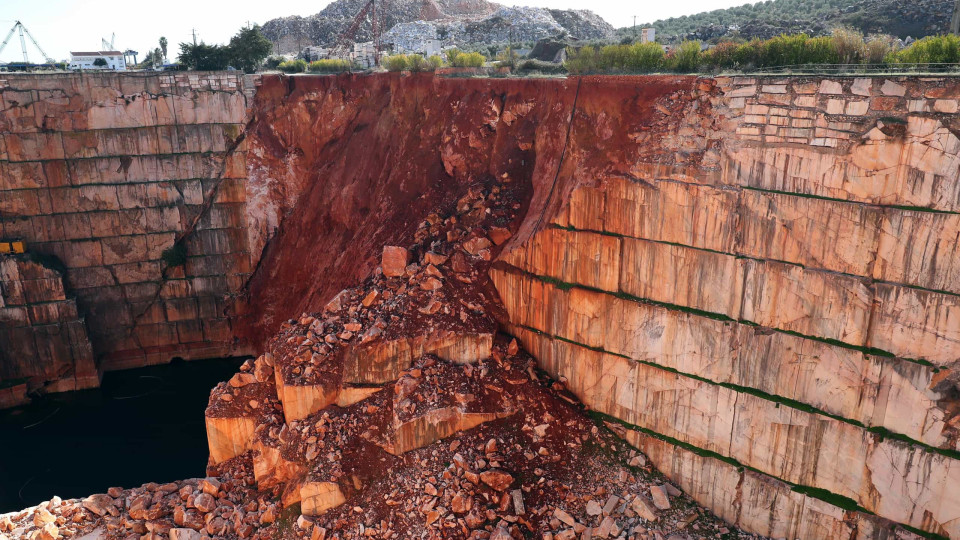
[[237, 73, 715, 348]]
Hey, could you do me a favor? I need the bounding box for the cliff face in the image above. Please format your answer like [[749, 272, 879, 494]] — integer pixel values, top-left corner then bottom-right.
[[0, 73, 257, 400], [238, 74, 707, 345], [493, 76, 960, 539], [5, 72, 960, 540]]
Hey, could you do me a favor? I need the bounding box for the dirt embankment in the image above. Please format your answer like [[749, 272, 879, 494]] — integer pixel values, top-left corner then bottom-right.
[[239, 73, 712, 348]]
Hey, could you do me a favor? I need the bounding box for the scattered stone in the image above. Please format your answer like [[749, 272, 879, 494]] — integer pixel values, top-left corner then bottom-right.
[[81, 494, 114, 517], [228, 372, 257, 388], [511, 489, 525, 515], [630, 495, 658, 521], [193, 493, 216, 513], [480, 469, 514, 491], [362, 289, 380, 307], [170, 528, 203, 540], [650, 485, 671, 510], [382, 246, 410, 277], [554, 508, 577, 526], [462, 236, 492, 255], [423, 252, 448, 265], [36, 523, 58, 540], [199, 477, 220, 496], [488, 226, 512, 245]]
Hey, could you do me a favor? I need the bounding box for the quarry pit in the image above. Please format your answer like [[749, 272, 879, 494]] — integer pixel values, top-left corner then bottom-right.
[[1, 71, 960, 540]]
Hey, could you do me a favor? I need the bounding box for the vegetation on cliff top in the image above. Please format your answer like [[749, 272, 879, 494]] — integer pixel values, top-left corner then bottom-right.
[[565, 30, 960, 74], [630, 0, 953, 43], [177, 24, 272, 73]]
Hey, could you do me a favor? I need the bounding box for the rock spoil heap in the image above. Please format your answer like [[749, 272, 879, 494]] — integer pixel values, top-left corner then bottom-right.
[[0, 462, 274, 540], [261, 0, 613, 54]]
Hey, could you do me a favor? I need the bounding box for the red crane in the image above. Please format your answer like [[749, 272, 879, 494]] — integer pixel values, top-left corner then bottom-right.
[[330, 0, 389, 66]]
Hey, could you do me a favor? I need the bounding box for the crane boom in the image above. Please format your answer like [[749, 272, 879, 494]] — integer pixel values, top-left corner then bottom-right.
[[0, 21, 52, 64], [0, 24, 18, 57], [21, 24, 50, 62], [18, 22, 28, 62], [329, 0, 389, 66]]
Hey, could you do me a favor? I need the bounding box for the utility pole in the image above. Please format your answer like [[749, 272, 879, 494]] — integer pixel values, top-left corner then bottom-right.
[[952, 0, 960, 34], [192, 28, 198, 46], [633, 16, 637, 40]]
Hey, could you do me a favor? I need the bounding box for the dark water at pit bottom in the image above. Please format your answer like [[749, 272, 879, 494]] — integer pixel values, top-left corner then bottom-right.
[[0, 357, 246, 513]]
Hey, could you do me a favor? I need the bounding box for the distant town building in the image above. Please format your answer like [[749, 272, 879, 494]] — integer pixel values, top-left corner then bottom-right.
[[640, 28, 656, 44], [301, 46, 330, 62], [69, 51, 126, 70], [423, 39, 442, 57], [351, 41, 380, 68]]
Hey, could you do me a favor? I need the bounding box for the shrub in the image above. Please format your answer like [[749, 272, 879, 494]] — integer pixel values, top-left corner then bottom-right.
[[889, 34, 960, 64], [406, 54, 429, 72], [702, 41, 744, 69], [665, 41, 703, 72], [831, 27, 866, 64], [277, 59, 306, 73], [161, 243, 187, 267], [426, 55, 445, 70], [564, 45, 597, 74], [864, 35, 897, 64], [307, 59, 352, 73], [447, 49, 485, 68], [383, 54, 409, 71], [496, 47, 519, 68], [627, 42, 666, 71], [516, 59, 566, 74], [263, 56, 284, 69]]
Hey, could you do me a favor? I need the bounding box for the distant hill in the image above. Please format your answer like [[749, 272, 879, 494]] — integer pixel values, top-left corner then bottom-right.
[[626, 0, 954, 43], [261, 0, 614, 55]]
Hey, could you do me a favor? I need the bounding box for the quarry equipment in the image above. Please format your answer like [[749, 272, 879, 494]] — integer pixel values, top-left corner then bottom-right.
[[0, 20, 53, 64], [329, 0, 389, 66]]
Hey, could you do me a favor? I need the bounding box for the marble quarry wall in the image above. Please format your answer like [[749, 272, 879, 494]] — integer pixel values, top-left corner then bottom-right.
[[4, 72, 960, 538], [492, 76, 960, 539], [0, 72, 258, 399]]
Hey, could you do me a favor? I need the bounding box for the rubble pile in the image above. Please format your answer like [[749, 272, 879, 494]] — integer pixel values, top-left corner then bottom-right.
[[253, 342, 756, 540], [193, 176, 759, 539], [0, 458, 276, 540]]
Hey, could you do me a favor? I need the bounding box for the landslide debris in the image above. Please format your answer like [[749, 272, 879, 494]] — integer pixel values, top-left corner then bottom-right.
[[1, 173, 758, 540]]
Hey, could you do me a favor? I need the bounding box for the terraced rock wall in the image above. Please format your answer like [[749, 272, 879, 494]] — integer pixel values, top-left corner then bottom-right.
[[492, 76, 960, 539], [0, 72, 257, 393]]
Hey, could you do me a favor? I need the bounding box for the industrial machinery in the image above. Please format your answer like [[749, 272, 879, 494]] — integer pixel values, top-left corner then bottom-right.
[[329, 0, 389, 66], [0, 20, 54, 64]]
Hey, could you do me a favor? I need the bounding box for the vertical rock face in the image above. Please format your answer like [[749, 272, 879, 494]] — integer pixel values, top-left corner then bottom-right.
[[0, 255, 96, 406], [493, 76, 960, 539], [7, 72, 960, 539], [236, 74, 712, 346], [0, 72, 256, 387]]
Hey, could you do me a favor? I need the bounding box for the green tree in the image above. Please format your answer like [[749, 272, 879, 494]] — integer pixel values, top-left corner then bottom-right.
[[178, 42, 230, 70], [227, 25, 273, 73], [93, 57, 107, 67], [159, 37, 168, 62]]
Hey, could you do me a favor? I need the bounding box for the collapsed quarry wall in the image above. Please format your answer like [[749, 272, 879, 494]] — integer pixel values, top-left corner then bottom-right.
[[492, 76, 960, 538], [4, 71, 960, 539], [238, 74, 716, 344], [0, 72, 258, 398]]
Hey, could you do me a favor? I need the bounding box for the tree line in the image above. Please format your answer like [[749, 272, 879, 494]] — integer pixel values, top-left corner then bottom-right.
[[565, 31, 960, 74]]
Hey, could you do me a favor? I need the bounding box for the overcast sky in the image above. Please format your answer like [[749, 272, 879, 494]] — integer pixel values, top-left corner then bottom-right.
[[1, 0, 753, 62]]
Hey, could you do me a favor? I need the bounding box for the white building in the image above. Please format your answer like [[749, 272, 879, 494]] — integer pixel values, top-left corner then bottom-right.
[[423, 39, 442, 57], [69, 51, 126, 70], [640, 28, 656, 44], [351, 42, 379, 68]]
